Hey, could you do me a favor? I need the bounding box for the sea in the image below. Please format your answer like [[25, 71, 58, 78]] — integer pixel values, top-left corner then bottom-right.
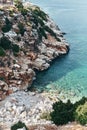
[[28, 0, 87, 101]]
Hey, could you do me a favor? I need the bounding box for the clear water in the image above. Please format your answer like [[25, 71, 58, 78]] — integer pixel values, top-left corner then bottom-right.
[[29, 0, 87, 100]]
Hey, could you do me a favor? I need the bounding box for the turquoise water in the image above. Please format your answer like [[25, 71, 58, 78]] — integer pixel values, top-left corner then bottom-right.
[[29, 0, 87, 100]]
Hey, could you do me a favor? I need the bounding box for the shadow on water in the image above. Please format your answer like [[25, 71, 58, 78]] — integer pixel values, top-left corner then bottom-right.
[[31, 52, 81, 90]]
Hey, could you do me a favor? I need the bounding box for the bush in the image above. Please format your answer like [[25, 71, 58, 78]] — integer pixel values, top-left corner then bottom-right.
[[50, 97, 87, 125], [12, 44, 19, 53], [13, 52, 19, 57], [40, 112, 51, 120], [9, 10, 14, 17], [0, 47, 5, 56], [31, 14, 39, 27], [74, 97, 87, 108], [74, 100, 87, 125], [50, 100, 74, 125], [11, 121, 28, 130], [37, 29, 42, 41], [0, 36, 11, 50], [0, 77, 5, 81], [39, 27, 47, 39], [16, 36, 21, 41], [32, 13, 45, 26], [15, 0, 23, 11], [21, 8, 28, 16], [2, 17, 12, 32], [43, 25, 61, 42], [0, 36, 20, 55], [38, 18, 45, 26], [18, 22, 25, 36], [33, 7, 47, 21]]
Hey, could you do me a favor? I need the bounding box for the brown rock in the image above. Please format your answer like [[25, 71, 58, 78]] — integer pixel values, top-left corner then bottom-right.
[[12, 24, 20, 33]]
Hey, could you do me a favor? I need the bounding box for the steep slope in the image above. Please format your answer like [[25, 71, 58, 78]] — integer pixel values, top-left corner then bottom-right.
[[0, 2, 69, 100]]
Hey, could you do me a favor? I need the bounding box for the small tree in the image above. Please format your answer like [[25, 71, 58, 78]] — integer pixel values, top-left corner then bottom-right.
[[50, 97, 87, 125], [11, 121, 28, 130], [0, 47, 5, 56], [50, 100, 74, 125], [0, 36, 11, 50]]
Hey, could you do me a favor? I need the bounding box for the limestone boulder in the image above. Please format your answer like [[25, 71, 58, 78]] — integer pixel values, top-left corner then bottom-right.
[[33, 58, 50, 70]]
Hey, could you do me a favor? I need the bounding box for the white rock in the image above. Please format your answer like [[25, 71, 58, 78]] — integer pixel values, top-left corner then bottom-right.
[[17, 127, 26, 130], [12, 105, 17, 112], [12, 87, 19, 92], [20, 111, 26, 118], [5, 31, 17, 38], [13, 64, 21, 69], [38, 43, 47, 54], [5, 101, 12, 108]]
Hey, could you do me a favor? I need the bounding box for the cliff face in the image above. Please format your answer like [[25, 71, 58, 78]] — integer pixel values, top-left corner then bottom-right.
[[0, 3, 69, 100]]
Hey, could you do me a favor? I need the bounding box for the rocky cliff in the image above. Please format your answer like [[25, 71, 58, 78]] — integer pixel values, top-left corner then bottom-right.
[[0, 2, 69, 101]]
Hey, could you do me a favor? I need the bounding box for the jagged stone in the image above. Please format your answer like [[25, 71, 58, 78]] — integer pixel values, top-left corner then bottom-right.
[[0, 2, 69, 101]]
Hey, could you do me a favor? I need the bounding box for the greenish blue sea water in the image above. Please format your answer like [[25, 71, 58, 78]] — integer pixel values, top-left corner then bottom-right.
[[29, 0, 87, 100]]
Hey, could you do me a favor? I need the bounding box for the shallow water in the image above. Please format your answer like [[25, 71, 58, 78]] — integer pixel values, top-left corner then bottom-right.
[[29, 0, 87, 100]]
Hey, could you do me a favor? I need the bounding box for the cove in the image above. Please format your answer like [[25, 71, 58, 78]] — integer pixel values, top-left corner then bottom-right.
[[29, 0, 87, 100]]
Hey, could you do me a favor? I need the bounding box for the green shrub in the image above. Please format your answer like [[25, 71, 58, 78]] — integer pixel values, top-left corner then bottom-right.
[[12, 44, 19, 53], [74, 101, 87, 125], [32, 8, 46, 27], [0, 36, 20, 55], [21, 8, 28, 16], [50, 100, 74, 125], [15, 0, 28, 16], [33, 7, 47, 21], [31, 14, 38, 26], [74, 97, 87, 108], [13, 52, 18, 57], [0, 47, 5, 56], [31, 7, 61, 42], [0, 77, 5, 81], [50, 97, 87, 125], [18, 22, 25, 36], [43, 25, 61, 42], [37, 17, 45, 26], [16, 36, 21, 41], [9, 10, 14, 17], [37, 29, 42, 41], [2, 17, 12, 32], [11, 121, 28, 130], [15, 0, 23, 11], [32, 10, 45, 27], [40, 112, 51, 120], [39, 27, 47, 39], [0, 36, 11, 50]]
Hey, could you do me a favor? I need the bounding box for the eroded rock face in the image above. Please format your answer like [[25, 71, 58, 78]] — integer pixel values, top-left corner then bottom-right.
[[0, 67, 35, 100], [0, 3, 69, 100]]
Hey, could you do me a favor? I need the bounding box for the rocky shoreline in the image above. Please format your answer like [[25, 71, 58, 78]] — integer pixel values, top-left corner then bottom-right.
[[0, 2, 87, 130], [0, 2, 69, 101], [0, 2, 70, 130]]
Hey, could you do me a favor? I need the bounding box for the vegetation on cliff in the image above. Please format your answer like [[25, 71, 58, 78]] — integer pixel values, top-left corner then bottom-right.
[[0, 0, 69, 101]]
